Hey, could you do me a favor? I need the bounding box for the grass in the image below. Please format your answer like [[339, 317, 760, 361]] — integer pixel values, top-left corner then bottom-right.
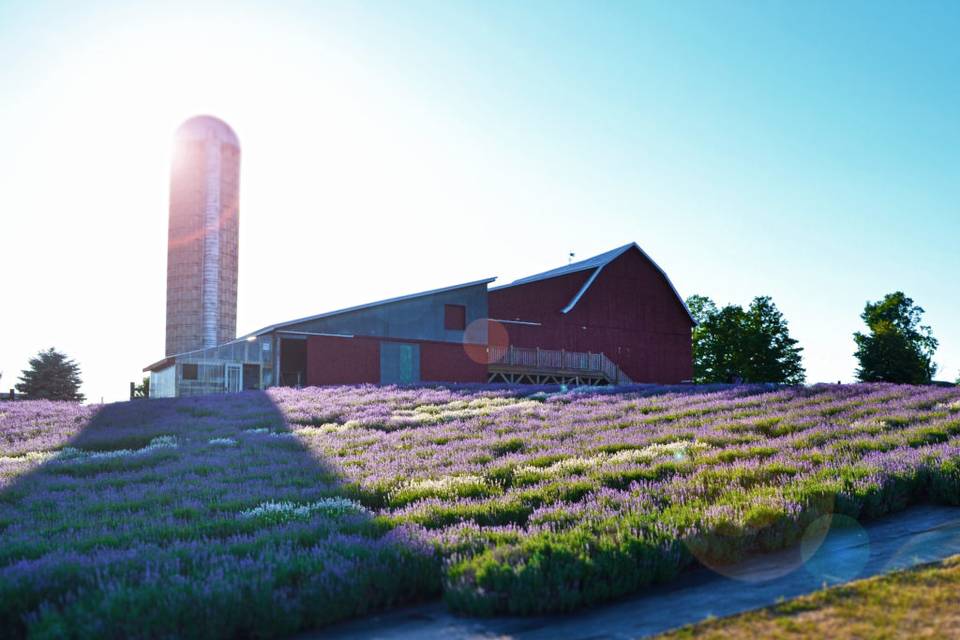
[[657, 554, 960, 639]]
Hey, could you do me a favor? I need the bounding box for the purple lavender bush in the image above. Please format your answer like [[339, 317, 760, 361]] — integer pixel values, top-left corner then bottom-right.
[[1, 383, 959, 636]]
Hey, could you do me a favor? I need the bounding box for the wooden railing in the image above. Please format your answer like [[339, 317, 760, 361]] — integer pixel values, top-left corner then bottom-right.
[[488, 346, 631, 385]]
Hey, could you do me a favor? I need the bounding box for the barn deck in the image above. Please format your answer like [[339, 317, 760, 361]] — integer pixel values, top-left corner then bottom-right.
[[487, 346, 632, 385]]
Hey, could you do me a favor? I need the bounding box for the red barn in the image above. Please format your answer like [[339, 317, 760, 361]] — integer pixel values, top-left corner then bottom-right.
[[145, 242, 693, 395], [488, 243, 694, 384]]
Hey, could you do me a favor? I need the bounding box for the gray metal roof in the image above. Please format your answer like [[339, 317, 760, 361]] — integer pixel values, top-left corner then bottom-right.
[[237, 277, 497, 340], [499, 243, 636, 287], [491, 242, 694, 324]]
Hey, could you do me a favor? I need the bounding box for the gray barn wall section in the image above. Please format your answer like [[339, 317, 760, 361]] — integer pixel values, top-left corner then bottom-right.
[[280, 283, 489, 344]]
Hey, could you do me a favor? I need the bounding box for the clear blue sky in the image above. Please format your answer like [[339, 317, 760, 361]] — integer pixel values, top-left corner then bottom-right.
[[1, 0, 957, 401]]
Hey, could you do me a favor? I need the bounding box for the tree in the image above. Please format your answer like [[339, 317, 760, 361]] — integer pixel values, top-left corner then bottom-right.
[[686, 294, 718, 326], [690, 302, 746, 384], [854, 292, 937, 384], [687, 295, 806, 385], [133, 376, 150, 399], [16, 348, 85, 401]]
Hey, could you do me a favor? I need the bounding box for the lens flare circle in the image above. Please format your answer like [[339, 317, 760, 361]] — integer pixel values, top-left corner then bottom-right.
[[463, 318, 509, 365]]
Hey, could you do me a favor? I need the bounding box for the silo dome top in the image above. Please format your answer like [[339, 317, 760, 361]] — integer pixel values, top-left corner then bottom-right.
[[175, 115, 240, 148]]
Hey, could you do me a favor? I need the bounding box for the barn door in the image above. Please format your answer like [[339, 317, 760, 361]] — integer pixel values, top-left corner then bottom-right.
[[380, 342, 420, 385], [225, 364, 241, 393]]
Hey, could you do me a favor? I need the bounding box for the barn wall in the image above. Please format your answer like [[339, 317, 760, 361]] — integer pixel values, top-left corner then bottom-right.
[[305, 335, 380, 386], [489, 271, 591, 323], [304, 335, 487, 386], [488, 248, 693, 384], [420, 341, 488, 383]]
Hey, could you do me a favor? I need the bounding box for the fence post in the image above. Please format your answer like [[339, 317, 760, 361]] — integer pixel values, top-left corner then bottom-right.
[[130, 381, 135, 400], [9, 389, 14, 401]]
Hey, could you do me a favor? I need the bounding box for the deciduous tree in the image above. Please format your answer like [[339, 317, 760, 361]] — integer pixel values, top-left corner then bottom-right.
[[688, 295, 805, 384], [854, 292, 937, 384]]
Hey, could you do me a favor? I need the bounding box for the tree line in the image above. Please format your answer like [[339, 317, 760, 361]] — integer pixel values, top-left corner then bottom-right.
[[687, 291, 949, 385]]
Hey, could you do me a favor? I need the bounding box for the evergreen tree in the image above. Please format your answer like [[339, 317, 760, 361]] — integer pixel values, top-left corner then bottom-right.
[[688, 295, 805, 384], [16, 348, 85, 401], [854, 292, 937, 384]]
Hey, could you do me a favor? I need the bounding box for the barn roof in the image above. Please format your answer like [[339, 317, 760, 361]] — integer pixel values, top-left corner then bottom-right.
[[237, 277, 497, 340], [491, 242, 695, 324], [146, 277, 496, 371]]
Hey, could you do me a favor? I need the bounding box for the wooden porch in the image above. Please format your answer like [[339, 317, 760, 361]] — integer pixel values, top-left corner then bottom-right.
[[486, 346, 632, 386]]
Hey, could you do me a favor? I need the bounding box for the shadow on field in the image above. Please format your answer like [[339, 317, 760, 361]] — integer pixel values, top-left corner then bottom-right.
[[0, 391, 435, 639]]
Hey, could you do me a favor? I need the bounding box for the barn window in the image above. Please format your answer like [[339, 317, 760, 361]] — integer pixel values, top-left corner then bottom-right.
[[444, 304, 466, 331], [182, 363, 198, 380]]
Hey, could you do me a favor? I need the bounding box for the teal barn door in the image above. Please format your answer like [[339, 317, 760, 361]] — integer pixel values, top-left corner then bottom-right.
[[380, 342, 420, 385]]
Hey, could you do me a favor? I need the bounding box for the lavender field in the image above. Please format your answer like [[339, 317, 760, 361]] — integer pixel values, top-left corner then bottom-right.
[[2, 383, 960, 638]]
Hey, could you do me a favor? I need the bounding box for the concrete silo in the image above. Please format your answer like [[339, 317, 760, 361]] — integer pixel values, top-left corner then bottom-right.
[[165, 115, 240, 357]]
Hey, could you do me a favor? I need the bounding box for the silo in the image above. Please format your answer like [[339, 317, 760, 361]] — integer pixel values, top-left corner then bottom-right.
[[165, 116, 240, 356]]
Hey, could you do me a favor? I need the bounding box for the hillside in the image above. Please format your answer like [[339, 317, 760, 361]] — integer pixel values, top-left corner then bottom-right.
[[1, 383, 959, 638]]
